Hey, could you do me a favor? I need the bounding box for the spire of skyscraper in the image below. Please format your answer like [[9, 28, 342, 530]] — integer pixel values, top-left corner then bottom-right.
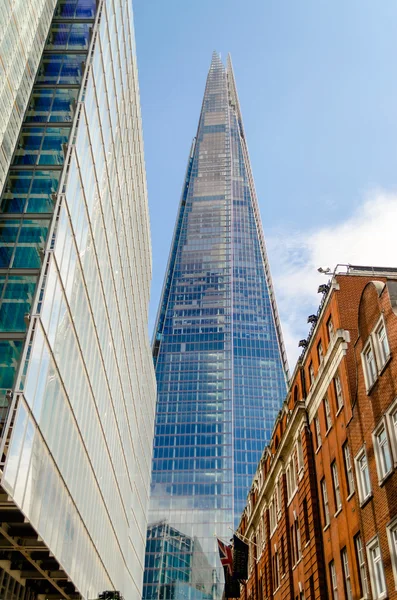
[[144, 53, 289, 600]]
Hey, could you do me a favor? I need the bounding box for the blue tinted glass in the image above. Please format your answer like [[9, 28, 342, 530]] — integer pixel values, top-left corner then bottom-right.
[[144, 54, 287, 600]]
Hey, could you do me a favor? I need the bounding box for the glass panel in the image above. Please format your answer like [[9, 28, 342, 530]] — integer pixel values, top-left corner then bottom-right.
[[0, 340, 23, 390], [38, 128, 70, 165], [0, 171, 60, 214], [27, 171, 60, 213], [0, 276, 38, 331], [47, 23, 91, 50], [56, 0, 96, 18]]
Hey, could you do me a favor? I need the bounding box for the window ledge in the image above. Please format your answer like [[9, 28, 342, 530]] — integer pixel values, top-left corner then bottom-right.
[[323, 523, 330, 532], [347, 491, 355, 501], [379, 469, 394, 487], [359, 493, 373, 508], [325, 427, 332, 437], [366, 378, 378, 396], [334, 507, 342, 518], [315, 445, 322, 455], [379, 354, 392, 376], [287, 487, 299, 507], [336, 405, 344, 417]]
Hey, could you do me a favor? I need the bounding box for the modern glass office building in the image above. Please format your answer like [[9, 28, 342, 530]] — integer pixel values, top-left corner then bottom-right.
[[0, 1, 156, 600], [143, 53, 289, 600]]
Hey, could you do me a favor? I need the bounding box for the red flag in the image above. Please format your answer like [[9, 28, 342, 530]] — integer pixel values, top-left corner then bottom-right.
[[217, 538, 233, 576]]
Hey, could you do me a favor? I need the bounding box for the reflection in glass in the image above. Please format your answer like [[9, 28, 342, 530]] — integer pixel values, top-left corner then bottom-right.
[[144, 54, 288, 600]]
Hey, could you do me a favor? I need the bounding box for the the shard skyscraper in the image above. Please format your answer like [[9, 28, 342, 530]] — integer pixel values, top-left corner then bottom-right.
[[143, 53, 289, 600]]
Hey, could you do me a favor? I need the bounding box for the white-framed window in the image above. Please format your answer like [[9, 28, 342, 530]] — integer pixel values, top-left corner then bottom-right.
[[272, 548, 280, 591], [355, 533, 369, 598], [314, 414, 321, 449], [367, 537, 387, 599], [269, 499, 276, 535], [249, 534, 256, 572], [324, 396, 332, 431], [386, 398, 397, 465], [260, 514, 266, 549], [327, 316, 334, 342], [342, 548, 353, 600], [355, 447, 372, 503], [373, 421, 393, 481], [286, 455, 297, 502], [329, 560, 338, 600], [375, 320, 390, 369], [256, 524, 262, 552], [309, 362, 315, 386], [334, 374, 344, 411], [321, 478, 330, 527], [362, 340, 377, 390], [387, 516, 397, 590], [297, 436, 304, 476], [332, 461, 342, 512], [343, 442, 355, 496], [295, 517, 302, 562], [276, 477, 282, 519], [318, 340, 324, 364]]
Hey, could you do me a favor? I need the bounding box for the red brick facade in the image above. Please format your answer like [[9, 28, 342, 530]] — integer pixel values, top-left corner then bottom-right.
[[237, 268, 397, 600]]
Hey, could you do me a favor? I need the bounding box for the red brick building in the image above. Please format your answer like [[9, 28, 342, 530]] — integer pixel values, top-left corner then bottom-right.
[[236, 266, 397, 600]]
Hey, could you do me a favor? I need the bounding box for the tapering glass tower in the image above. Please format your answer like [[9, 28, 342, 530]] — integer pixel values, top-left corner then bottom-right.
[[144, 53, 289, 600]]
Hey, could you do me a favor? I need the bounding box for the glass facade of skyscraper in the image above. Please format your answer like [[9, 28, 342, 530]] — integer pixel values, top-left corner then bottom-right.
[[0, 0, 58, 190], [0, 1, 156, 599], [143, 53, 289, 600]]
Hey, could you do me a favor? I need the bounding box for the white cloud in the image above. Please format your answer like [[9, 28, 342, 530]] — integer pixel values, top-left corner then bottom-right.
[[268, 189, 397, 370]]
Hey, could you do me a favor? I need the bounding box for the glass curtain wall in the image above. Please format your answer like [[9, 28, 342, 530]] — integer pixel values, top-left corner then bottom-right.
[[0, 1, 156, 599], [144, 53, 288, 600], [0, 0, 94, 408], [0, 0, 59, 191]]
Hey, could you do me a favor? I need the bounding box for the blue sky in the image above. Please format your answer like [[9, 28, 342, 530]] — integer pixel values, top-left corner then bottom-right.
[[134, 0, 397, 367]]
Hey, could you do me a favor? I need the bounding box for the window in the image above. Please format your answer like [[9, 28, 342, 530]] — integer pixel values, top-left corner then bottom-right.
[[321, 478, 330, 527], [332, 461, 342, 512], [256, 524, 262, 551], [317, 341, 324, 364], [334, 374, 344, 411], [367, 538, 387, 599], [343, 443, 355, 496], [342, 548, 353, 600], [269, 499, 276, 535], [276, 477, 282, 518], [329, 560, 338, 600], [280, 535, 285, 574], [314, 414, 322, 449], [327, 316, 334, 341], [376, 322, 390, 368], [362, 342, 377, 390], [286, 456, 297, 501], [303, 498, 310, 544], [387, 518, 397, 589], [355, 448, 372, 503], [374, 423, 392, 481], [297, 436, 304, 475], [355, 534, 369, 598], [387, 400, 397, 464], [295, 517, 302, 562], [249, 534, 256, 572], [272, 549, 280, 590], [309, 362, 314, 386], [260, 515, 266, 549], [324, 396, 332, 431]]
